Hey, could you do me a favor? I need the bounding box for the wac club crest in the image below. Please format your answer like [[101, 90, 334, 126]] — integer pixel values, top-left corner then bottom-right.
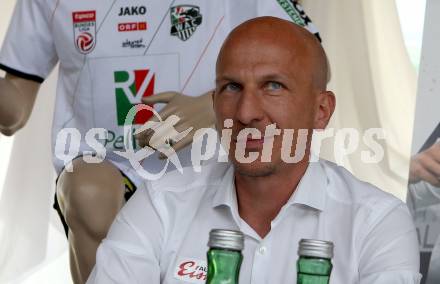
[[72, 10, 97, 54], [170, 5, 203, 41]]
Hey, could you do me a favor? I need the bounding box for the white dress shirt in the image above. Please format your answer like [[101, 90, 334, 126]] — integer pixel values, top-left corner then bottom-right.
[[88, 159, 421, 284]]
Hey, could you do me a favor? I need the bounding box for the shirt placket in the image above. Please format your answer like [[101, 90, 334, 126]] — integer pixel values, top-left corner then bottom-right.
[[250, 237, 272, 284]]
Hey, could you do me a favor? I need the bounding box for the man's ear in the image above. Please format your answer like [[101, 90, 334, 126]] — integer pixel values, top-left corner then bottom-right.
[[314, 91, 336, 129]]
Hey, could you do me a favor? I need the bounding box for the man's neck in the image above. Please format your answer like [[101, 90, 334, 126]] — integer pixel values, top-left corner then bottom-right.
[[235, 161, 309, 238]]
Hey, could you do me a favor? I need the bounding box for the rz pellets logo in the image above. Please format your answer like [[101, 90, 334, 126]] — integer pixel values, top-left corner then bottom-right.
[[114, 69, 155, 125]]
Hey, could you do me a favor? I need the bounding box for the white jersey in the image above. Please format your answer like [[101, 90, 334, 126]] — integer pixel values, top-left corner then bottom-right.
[[0, 0, 319, 183]]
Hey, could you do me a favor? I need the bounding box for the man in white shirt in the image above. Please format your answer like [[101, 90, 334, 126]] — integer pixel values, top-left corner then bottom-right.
[[88, 17, 421, 283], [0, 1, 319, 282]]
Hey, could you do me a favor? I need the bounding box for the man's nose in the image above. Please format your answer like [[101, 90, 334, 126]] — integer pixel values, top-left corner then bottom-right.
[[234, 88, 264, 125]]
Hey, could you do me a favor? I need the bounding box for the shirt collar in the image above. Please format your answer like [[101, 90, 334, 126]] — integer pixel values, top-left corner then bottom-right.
[[211, 164, 237, 209], [288, 161, 328, 211], [211, 160, 328, 212]]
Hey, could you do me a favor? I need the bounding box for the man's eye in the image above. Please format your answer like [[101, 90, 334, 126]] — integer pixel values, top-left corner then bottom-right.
[[224, 83, 241, 92], [265, 81, 283, 90]]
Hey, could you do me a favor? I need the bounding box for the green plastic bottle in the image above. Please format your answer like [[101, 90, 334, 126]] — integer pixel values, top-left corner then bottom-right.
[[206, 229, 244, 284], [297, 239, 334, 284]]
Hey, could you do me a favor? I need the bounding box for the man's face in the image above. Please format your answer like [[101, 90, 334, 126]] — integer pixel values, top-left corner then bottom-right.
[[214, 36, 320, 177]]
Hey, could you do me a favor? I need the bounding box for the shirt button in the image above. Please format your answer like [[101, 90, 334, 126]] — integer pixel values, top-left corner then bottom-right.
[[258, 246, 267, 255]]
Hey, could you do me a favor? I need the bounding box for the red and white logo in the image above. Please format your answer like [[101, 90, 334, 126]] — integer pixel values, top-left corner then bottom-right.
[[118, 22, 148, 32], [173, 257, 207, 283], [72, 11, 96, 54]]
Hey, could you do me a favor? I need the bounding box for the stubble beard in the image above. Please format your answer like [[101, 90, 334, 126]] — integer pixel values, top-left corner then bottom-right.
[[234, 162, 277, 178]]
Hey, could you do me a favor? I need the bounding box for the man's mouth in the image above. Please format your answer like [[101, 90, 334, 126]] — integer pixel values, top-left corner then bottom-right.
[[234, 134, 274, 149], [240, 137, 264, 149]]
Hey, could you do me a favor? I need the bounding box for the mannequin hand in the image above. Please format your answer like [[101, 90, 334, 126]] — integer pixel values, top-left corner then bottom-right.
[[136, 90, 215, 159], [409, 142, 440, 187]]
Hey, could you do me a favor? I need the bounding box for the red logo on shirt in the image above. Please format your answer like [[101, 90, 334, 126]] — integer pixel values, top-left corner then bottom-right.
[[118, 22, 148, 32], [73, 11, 96, 22], [72, 11, 96, 54], [173, 258, 207, 283], [177, 261, 207, 280]]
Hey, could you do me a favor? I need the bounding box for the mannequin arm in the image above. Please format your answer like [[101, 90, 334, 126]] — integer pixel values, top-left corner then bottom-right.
[[0, 73, 40, 136]]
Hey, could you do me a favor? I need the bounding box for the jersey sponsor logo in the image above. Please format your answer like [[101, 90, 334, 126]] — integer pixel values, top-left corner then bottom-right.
[[276, 0, 321, 41], [118, 6, 147, 16], [118, 22, 148, 32], [170, 5, 203, 41], [173, 257, 207, 283], [276, 0, 306, 26], [114, 69, 155, 125], [72, 10, 96, 54], [122, 38, 146, 49]]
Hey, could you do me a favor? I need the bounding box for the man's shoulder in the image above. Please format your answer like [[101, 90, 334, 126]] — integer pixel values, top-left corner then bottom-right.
[[127, 161, 231, 242], [147, 161, 231, 194], [320, 159, 404, 215], [319, 160, 414, 242]]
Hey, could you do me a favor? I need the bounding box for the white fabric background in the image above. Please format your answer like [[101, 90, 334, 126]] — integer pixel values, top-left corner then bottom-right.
[[0, 0, 420, 282], [302, 0, 417, 200]]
